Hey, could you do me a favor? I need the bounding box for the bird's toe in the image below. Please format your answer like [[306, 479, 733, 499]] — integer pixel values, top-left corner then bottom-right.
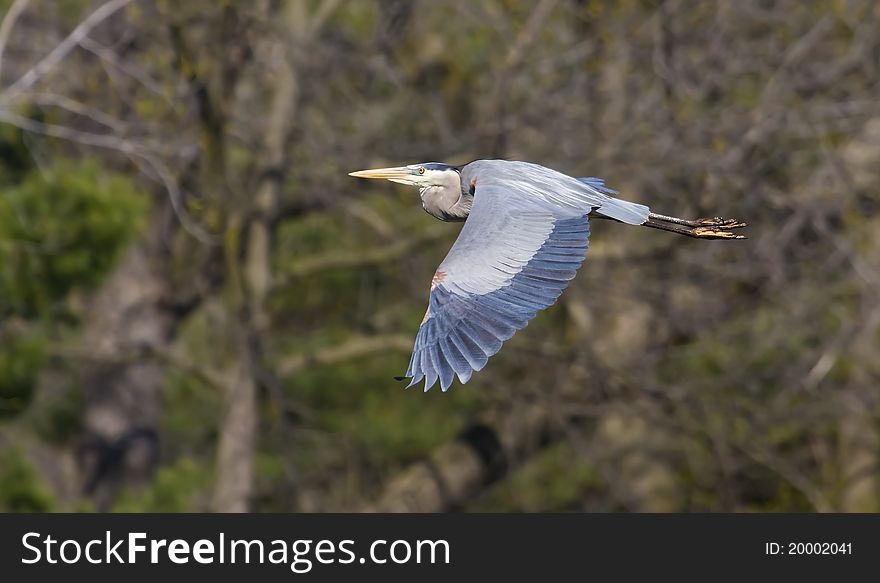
[[693, 227, 747, 239], [697, 216, 746, 228]]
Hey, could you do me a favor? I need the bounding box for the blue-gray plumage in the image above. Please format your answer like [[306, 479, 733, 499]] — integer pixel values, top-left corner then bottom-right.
[[349, 160, 746, 392]]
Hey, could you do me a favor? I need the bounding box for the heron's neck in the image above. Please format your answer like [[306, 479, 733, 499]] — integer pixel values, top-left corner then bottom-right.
[[420, 185, 472, 222]]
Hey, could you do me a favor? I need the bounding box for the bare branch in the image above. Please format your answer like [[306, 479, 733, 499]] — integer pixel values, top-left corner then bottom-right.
[[0, 107, 137, 151], [147, 346, 230, 392], [0, 0, 135, 105], [503, 0, 558, 69], [339, 199, 396, 240], [30, 92, 125, 131], [308, 0, 343, 38], [131, 151, 218, 245], [276, 224, 450, 284], [0, 0, 29, 79], [77, 36, 166, 98], [277, 334, 414, 378]]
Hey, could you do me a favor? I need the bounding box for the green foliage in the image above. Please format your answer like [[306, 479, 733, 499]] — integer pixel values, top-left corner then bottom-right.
[[160, 369, 221, 456], [0, 329, 47, 419], [112, 457, 210, 512], [28, 378, 84, 445], [0, 161, 147, 316], [0, 447, 54, 512], [0, 159, 146, 424], [0, 124, 31, 184], [288, 351, 485, 466], [481, 444, 601, 512]]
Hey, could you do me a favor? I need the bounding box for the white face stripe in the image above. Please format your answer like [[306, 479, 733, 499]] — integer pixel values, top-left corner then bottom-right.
[[405, 165, 458, 188]]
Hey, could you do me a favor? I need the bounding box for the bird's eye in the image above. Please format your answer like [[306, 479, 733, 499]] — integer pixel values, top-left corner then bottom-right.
[[418, 167, 426, 175]]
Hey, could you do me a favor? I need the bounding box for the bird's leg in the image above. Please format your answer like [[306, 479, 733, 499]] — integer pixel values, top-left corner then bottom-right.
[[648, 213, 747, 229], [644, 212, 747, 240]]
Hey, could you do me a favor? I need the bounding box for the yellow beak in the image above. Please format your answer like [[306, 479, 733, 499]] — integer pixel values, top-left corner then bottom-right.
[[348, 166, 412, 181]]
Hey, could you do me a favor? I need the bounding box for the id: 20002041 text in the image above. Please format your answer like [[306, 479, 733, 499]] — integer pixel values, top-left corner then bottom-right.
[[765, 542, 852, 555]]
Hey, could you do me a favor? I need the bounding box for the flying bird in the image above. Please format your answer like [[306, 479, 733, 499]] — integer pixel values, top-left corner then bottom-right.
[[349, 160, 746, 392]]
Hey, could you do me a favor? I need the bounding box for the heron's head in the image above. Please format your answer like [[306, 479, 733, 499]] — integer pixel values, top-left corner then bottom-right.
[[348, 163, 460, 190], [349, 162, 470, 221]]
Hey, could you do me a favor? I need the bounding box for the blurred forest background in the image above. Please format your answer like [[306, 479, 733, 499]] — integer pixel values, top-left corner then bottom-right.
[[0, 0, 879, 513]]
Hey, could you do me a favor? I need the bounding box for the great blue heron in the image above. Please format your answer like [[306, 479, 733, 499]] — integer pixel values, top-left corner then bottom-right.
[[349, 160, 746, 392]]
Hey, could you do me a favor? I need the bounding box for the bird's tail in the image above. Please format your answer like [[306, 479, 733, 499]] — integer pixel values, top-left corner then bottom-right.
[[578, 177, 649, 225]]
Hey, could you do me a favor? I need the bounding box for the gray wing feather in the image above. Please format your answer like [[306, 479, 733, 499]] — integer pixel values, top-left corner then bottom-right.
[[576, 175, 649, 224], [578, 176, 618, 195]]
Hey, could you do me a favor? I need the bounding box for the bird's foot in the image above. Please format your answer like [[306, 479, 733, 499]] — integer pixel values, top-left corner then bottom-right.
[[644, 212, 748, 240], [692, 227, 747, 239], [691, 216, 748, 239], [695, 216, 748, 229]]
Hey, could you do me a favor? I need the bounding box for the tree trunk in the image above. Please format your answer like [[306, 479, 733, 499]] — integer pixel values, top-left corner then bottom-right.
[[76, 204, 178, 510], [211, 3, 299, 512]]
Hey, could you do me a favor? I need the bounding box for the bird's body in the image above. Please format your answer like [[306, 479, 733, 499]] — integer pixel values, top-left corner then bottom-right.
[[349, 160, 746, 392]]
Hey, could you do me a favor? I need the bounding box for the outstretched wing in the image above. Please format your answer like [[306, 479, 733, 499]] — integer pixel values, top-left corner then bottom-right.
[[401, 160, 630, 392]]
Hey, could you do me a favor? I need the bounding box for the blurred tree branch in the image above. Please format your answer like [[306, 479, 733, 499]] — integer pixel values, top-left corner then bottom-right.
[[275, 224, 450, 285], [277, 334, 414, 378], [0, 0, 135, 106], [0, 0, 29, 79]]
